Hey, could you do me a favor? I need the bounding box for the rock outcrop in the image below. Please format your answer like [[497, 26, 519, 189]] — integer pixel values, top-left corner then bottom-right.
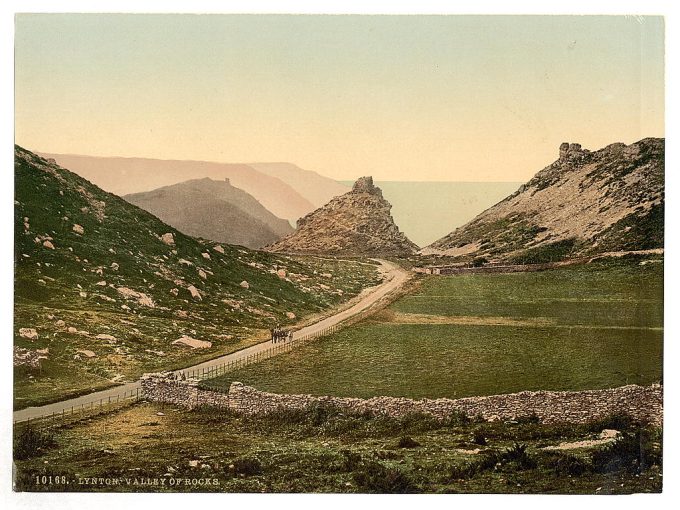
[[424, 138, 664, 261], [266, 176, 418, 256]]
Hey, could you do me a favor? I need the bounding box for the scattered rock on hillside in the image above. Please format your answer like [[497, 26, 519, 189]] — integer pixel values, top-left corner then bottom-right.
[[172, 335, 212, 349], [198, 269, 207, 280], [160, 232, 175, 246], [77, 349, 96, 358], [187, 285, 202, 301], [96, 334, 117, 342], [201, 252, 211, 260], [170, 288, 179, 296], [286, 312, 296, 319], [19, 328, 38, 340], [213, 245, 225, 254], [116, 286, 156, 308], [72, 224, 84, 235], [43, 240, 55, 250], [240, 280, 250, 289]]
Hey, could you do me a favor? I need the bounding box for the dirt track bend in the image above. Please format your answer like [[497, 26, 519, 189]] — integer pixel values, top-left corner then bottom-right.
[[13, 259, 409, 423]]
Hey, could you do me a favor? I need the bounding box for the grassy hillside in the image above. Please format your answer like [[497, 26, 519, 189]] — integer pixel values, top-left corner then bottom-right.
[[14, 146, 381, 408]]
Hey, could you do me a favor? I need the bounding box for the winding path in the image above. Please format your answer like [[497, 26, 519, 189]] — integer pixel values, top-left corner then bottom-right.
[[13, 259, 409, 423]]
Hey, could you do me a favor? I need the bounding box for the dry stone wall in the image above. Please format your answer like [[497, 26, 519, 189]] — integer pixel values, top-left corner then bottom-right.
[[141, 373, 662, 426]]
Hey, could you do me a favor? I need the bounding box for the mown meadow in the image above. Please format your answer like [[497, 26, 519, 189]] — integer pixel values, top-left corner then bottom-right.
[[203, 256, 663, 399]]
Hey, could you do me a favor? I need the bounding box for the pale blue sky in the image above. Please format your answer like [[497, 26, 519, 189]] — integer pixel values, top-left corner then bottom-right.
[[15, 14, 664, 181]]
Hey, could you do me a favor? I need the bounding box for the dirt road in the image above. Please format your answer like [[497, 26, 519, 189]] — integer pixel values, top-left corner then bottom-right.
[[14, 259, 409, 423]]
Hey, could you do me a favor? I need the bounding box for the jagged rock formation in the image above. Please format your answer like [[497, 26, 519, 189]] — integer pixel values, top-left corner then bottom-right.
[[266, 176, 419, 256], [424, 138, 664, 262], [124, 178, 293, 249]]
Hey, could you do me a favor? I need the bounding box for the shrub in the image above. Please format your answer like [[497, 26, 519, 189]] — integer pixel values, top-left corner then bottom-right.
[[353, 461, 419, 493], [515, 413, 541, 425], [591, 429, 661, 474], [230, 456, 262, 476], [501, 442, 537, 470], [14, 425, 55, 460], [472, 430, 487, 446], [586, 412, 635, 433], [542, 452, 590, 477], [396, 436, 420, 449], [510, 238, 577, 264], [472, 257, 488, 267]]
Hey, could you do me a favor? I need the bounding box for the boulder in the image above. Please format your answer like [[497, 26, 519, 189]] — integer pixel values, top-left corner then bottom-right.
[[96, 334, 117, 342], [19, 328, 38, 340], [198, 269, 207, 280], [276, 269, 287, 278], [77, 349, 96, 358], [240, 280, 250, 289], [160, 232, 175, 246], [286, 312, 296, 319], [67, 326, 78, 333], [213, 245, 225, 254], [201, 252, 211, 260], [43, 240, 55, 250], [72, 224, 85, 235], [187, 285, 202, 301], [170, 288, 179, 296], [172, 335, 212, 349]]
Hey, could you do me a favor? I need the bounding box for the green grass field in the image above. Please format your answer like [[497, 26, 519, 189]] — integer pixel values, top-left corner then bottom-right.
[[203, 257, 663, 398]]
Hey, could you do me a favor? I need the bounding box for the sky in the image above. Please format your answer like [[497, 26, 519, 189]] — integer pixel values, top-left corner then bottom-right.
[[14, 14, 664, 182]]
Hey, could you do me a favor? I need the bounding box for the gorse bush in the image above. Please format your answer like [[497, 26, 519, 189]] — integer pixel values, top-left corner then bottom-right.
[[14, 425, 55, 460], [353, 461, 418, 493]]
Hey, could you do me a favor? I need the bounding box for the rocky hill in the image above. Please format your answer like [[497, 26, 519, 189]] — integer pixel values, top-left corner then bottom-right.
[[38, 153, 314, 224], [249, 162, 350, 208], [424, 138, 664, 262], [266, 176, 419, 256], [14, 146, 381, 408], [124, 178, 293, 249]]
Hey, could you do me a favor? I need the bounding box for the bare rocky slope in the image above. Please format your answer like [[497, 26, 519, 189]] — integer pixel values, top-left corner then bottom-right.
[[266, 176, 419, 256], [124, 178, 293, 249], [424, 138, 664, 263]]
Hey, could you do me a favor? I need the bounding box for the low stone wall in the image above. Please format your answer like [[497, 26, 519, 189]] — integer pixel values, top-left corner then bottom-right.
[[140, 373, 662, 426], [140, 373, 230, 409], [229, 382, 663, 426]]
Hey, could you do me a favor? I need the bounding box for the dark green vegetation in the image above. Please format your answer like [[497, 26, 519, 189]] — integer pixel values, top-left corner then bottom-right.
[[204, 257, 662, 398], [14, 147, 381, 408], [13, 403, 662, 493]]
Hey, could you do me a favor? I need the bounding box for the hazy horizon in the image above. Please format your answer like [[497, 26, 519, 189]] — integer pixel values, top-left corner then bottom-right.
[[15, 14, 664, 183]]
